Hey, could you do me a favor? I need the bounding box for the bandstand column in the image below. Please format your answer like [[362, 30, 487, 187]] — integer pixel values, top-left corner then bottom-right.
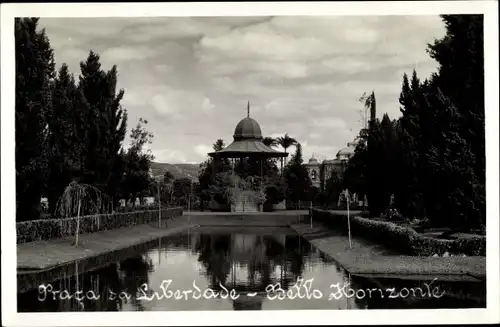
[[212, 155, 216, 175], [260, 157, 263, 180]]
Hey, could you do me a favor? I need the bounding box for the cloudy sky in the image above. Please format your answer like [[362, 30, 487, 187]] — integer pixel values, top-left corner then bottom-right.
[[39, 16, 445, 164]]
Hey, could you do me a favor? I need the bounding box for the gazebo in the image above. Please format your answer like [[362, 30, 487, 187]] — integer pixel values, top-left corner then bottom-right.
[[208, 102, 288, 212]]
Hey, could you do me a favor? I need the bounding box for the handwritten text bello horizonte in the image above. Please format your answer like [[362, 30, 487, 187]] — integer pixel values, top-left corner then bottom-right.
[[38, 278, 445, 304]]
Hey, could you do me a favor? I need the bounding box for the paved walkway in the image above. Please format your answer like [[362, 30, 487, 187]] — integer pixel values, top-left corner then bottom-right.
[[291, 223, 486, 281], [17, 217, 195, 270]]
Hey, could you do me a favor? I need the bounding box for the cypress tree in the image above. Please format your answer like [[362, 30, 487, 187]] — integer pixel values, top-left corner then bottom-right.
[[78, 51, 127, 199], [47, 64, 80, 214], [427, 15, 484, 185], [15, 18, 55, 221], [284, 144, 312, 203]]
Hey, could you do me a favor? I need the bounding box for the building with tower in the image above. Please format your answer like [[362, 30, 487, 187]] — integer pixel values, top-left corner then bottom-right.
[[306, 140, 358, 190], [305, 155, 321, 188]]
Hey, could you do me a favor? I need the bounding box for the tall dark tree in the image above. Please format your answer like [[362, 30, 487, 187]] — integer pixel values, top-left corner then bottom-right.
[[324, 171, 343, 207], [422, 83, 484, 230], [197, 139, 231, 206], [341, 15, 484, 230], [120, 118, 154, 206], [172, 177, 193, 206], [15, 18, 56, 221], [427, 15, 485, 185], [364, 91, 390, 216], [104, 65, 128, 202], [426, 15, 485, 229], [46, 64, 80, 214], [78, 51, 127, 197], [284, 144, 311, 203], [395, 71, 424, 218], [379, 114, 399, 208]]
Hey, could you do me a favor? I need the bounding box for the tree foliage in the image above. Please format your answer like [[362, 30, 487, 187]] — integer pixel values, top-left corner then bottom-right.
[[342, 15, 485, 231], [15, 19, 154, 220], [15, 18, 55, 221], [284, 144, 312, 203], [120, 118, 154, 206], [277, 133, 298, 165]]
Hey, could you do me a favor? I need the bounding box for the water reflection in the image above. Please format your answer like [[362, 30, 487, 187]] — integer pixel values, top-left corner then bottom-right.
[[17, 229, 485, 311], [195, 233, 307, 293]]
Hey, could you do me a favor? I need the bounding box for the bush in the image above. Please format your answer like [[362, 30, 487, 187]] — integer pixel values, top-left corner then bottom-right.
[[17, 207, 183, 244], [311, 209, 485, 256], [115, 204, 160, 213], [264, 185, 280, 203]]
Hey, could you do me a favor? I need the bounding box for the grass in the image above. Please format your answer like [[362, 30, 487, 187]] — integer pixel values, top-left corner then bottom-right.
[[291, 222, 486, 280]]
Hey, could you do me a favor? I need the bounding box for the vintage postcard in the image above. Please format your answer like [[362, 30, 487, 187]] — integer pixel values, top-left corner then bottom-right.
[[1, 1, 499, 326]]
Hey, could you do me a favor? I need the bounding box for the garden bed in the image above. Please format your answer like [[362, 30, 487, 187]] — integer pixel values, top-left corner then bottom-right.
[[311, 209, 485, 256]]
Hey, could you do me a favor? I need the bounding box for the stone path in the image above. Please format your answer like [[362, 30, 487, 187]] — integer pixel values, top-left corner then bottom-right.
[[17, 217, 195, 270], [291, 223, 486, 281]]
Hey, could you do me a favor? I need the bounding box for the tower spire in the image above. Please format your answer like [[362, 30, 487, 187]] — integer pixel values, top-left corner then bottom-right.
[[247, 101, 250, 118]]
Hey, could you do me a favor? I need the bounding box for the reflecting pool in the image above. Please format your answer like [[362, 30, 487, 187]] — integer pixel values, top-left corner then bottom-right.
[[18, 228, 486, 311]]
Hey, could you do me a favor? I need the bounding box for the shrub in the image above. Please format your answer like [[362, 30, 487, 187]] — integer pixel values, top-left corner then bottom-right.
[[17, 207, 183, 244], [115, 204, 160, 213], [311, 209, 485, 256]]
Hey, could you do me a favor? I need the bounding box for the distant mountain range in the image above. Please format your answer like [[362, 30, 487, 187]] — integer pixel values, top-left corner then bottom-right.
[[150, 162, 201, 182]]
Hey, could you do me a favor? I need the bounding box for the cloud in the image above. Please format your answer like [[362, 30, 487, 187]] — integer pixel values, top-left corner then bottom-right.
[[202, 97, 216, 113], [311, 117, 347, 129], [193, 144, 213, 159], [38, 15, 446, 164], [101, 45, 158, 62]]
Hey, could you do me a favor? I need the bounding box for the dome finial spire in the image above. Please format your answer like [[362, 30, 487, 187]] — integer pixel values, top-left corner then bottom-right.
[[247, 101, 250, 118]]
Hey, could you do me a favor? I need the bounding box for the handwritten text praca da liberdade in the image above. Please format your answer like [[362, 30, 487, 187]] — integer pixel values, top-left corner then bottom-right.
[[37, 277, 445, 305]]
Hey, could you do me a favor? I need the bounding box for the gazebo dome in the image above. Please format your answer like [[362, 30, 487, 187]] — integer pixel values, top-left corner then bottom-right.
[[233, 117, 263, 141], [208, 101, 287, 159]]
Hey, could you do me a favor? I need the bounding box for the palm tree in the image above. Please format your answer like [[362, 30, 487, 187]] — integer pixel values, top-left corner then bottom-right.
[[277, 133, 298, 165], [262, 137, 277, 148]]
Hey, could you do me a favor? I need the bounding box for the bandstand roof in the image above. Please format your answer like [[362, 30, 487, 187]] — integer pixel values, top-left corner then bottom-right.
[[209, 139, 288, 158], [208, 102, 288, 159]]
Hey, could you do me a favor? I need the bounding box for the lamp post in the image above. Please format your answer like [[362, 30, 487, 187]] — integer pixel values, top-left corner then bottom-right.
[[345, 189, 352, 249], [158, 177, 161, 228], [188, 180, 193, 224]]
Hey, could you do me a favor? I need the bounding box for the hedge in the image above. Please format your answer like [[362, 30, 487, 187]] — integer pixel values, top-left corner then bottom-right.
[[311, 209, 485, 256], [17, 207, 183, 244]]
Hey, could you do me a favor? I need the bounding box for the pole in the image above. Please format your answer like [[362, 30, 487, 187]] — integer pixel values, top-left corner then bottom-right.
[[346, 189, 352, 249], [158, 178, 161, 228], [75, 261, 79, 310], [188, 182, 192, 224], [347, 272, 351, 309], [309, 201, 313, 229], [75, 198, 82, 247]]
